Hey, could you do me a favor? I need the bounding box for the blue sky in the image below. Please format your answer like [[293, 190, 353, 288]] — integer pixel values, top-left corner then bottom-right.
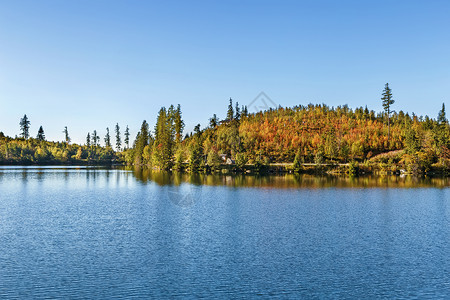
[[0, 0, 449, 144]]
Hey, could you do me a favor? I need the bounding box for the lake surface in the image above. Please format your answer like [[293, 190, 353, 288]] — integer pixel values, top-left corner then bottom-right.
[[0, 167, 449, 299]]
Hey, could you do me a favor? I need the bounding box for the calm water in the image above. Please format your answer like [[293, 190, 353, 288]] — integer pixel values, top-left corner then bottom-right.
[[0, 167, 449, 299]]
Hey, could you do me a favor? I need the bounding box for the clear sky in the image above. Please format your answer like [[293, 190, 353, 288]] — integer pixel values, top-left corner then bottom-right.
[[0, 0, 449, 144]]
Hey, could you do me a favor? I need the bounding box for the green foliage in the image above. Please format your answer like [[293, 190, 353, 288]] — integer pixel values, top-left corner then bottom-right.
[[124, 125, 130, 149], [206, 148, 221, 171], [235, 152, 248, 169], [188, 143, 202, 173], [227, 98, 234, 121], [19, 114, 30, 139], [209, 114, 218, 128], [104, 127, 111, 148], [0, 137, 117, 165], [152, 107, 175, 170], [404, 128, 421, 155], [37, 126, 45, 141], [381, 83, 395, 140], [174, 104, 184, 144], [92, 130, 99, 147], [63, 126, 70, 144], [292, 150, 303, 173], [115, 123, 121, 151], [348, 161, 358, 176]]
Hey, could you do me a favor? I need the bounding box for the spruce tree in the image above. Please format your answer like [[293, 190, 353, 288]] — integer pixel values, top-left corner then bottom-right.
[[92, 130, 98, 147], [19, 114, 30, 139], [227, 98, 234, 121], [115, 123, 121, 151], [134, 120, 149, 164], [235, 101, 241, 121], [63, 126, 71, 144], [124, 125, 130, 149], [242, 105, 248, 118], [209, 114, 218, 128], [86, 133, 91, 147], [174, 104, 184, 144], [194, 124, 201, 135], [381, 83, 395, 142], [437, 103, 447, 125], [105, 128, 111, 148], [37, 126, 45, 141], [152, 107, 175, 170]]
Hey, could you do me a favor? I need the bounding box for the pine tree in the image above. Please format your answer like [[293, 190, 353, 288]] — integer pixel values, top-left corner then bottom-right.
[[19, 114, 30, 139], [37, 126, 45, 141], [242, 105, 248, 118], [381, 83, 395, 141], [134, 120, 150, 164], [437, 103, 447, 125], [104, 128, 111, 148], [152, 107, 175, 170], [194, 124, 201, 135], [124, 125, 130, 149], [86, 133, 91, 147], [235, 101, 241, 120], [227, 98, 234, 121], [63, 126, 71, 144], [92, 130, 98, 147], [209, 114, 218, 128], [174, 104, 185, 144], [115, 123, 121, 151], [293, 150, 302, 173]]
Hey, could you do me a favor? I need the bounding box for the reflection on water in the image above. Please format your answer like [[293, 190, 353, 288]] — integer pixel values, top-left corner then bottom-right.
[[0, 166, 449, 298], [128, 166, 450, 189], [0, 166, 448, 189]]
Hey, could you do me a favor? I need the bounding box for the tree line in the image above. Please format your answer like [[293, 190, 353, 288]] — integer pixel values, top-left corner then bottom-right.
[[1, 83, 449, 172]]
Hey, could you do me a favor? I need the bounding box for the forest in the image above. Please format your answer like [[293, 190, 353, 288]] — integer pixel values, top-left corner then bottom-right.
[[1, 84, 449, 174]]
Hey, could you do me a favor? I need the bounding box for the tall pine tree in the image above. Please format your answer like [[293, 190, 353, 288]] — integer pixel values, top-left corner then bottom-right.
[[152, 106, 175, 170], [115, 123, 121, 151], [104, 128, 111, 148], [37, 126, 45, 141], [124, 125, 130, 149], [63, 126, 71, 144], [381, 83, 395, 142], [19, 114, 30, 139], [174, 104, 184, 144], [227, 98, 234, 121]]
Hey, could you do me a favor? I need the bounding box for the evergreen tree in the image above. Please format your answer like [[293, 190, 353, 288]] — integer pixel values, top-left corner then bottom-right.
[[92, 130, 98, 146], [227, 98, 234, 121], [115, 123, 121, 151], [293, 150, 302, 173], [206, 148, 221, 171], [405, 128, 420, 155], [242, 105, 248, 118], [437, 103, 447, 125], [209, 114, 218, 128], [174, 104, 185, 144], [86, 133, 91, 147], [124, 125, 130, 149], [134, 120, 150, 165], [434, 103, 450, 160], [104, 128, 111, 148], [381, 83, 395, 141], [152, 107, 175, 170], [188, 143, 201, 173], [235, 101, 240, 120], [63, 126, 71, 144], [19, 114, 30, 139], [37, 126, 45, 141], [194, 124, 201, 135]]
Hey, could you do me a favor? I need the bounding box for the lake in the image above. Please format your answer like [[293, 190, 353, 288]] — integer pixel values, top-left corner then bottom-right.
[[0, 166, 449, 298]]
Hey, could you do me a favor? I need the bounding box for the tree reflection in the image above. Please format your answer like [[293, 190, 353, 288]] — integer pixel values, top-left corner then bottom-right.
[[125, 167, 449, 189]]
